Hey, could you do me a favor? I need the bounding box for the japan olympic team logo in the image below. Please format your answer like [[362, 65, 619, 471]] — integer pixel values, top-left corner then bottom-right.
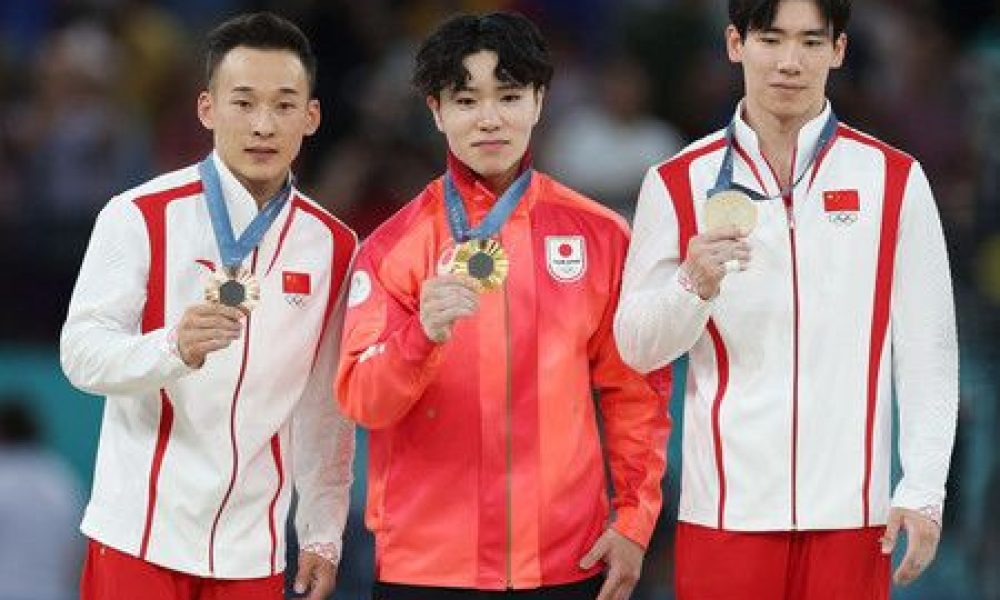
[[545, 236, 586, 282], [347, 270, 372, 308]]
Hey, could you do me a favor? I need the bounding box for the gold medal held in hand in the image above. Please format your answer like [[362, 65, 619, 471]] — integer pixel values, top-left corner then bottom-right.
[[704, 190, 758, 232], [205, 266, 260, 312], [450, 238, 509, 292]]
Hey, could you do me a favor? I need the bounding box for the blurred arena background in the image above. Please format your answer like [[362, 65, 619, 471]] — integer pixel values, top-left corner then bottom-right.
[[0, 1, 998, 598]]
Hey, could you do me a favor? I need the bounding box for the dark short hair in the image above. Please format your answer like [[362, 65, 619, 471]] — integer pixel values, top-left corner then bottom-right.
[[413, 12, 554, 98], [729, 0, 852, 39], [205, 12, 317, 93]]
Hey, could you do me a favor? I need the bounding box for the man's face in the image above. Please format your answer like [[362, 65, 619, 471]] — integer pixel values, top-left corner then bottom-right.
[[427, 50, 543, 187], [727, 0, 845, 125], [197, 47, 319, 200]]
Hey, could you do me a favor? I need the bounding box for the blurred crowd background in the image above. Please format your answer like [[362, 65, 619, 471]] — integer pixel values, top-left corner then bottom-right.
[[0, 0, 998, 599]]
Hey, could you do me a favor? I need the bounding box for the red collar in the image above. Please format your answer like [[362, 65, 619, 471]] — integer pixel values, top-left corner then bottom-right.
[[446, 150, 533, 207]]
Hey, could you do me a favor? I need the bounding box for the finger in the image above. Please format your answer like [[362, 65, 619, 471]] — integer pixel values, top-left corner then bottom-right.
[[180, 328, 240, 347], [579, 534, 608, 570], [595, 569, 623, 600], [188, 303, 245, 323], [424, 293, 478, 315], [700, 226, 745, 242], [187, 338, 235, 361], [305, 571, 335, 600], [731, 248, 751, 263], [893, 552, 921, 586], [184, 315, 242, 336], [615, 578, 638, 600], [429, 305, 478, 328], [423, 290, 479, 315], [881, 512, 903, 555], [893, 521, 924, 585], [293, 558, 314, 595]]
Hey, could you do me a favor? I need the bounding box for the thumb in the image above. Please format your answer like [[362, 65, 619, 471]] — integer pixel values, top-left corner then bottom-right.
[[881, 511, 903, 555], [579, 532, 609, 570]]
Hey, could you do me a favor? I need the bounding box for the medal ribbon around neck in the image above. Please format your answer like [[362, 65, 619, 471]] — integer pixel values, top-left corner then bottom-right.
[[443, 168, 532, 242], [442, 168, 531, 291], [709, 111, 839, 201], [199, 154, 291, 310]]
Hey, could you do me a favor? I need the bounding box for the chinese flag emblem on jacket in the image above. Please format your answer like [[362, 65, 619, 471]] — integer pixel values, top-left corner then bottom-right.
[[282, 271, 311, 295]]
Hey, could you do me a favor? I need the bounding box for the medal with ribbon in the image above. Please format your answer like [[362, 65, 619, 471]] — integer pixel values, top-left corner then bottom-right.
[[199, 154, 291, 312], [705, 111, 839, 232], [443, 168, 531, 292]]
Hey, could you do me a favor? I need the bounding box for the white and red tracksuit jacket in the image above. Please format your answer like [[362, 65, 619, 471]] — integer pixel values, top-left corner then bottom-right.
[[61, 152, 357, 578], [614, 103, 958, 532]]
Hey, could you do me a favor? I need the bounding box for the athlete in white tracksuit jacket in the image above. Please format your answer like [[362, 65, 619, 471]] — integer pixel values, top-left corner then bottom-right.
[[61, 12, 356, 600], [614, 1, 958, 597]]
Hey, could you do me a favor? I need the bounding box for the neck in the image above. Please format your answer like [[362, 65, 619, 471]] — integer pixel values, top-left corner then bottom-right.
[[742, 99, 825, 182], [484, 167, 519, 196], [241, 176, 287, 210]]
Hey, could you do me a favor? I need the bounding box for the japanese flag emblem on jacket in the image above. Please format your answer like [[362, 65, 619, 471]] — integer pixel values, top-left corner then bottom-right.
[[545, 236, 586, 282]]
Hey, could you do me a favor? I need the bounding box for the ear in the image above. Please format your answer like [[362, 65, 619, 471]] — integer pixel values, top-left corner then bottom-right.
[[532, 86, 546, 125], [426, 95, 445, 132], [830, 32, 847, 69], [197, 90, 214, 131], [304, 98, 321, 136], [725, 24, 744, 64]]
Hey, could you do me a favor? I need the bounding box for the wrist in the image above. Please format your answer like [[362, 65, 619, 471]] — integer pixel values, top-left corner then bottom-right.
[[678, 264, 716, 301], [302, 542, 339, 565], [166, 326, 185, 362], [915, 505, 942, 528], [170, 328, 202, 369]]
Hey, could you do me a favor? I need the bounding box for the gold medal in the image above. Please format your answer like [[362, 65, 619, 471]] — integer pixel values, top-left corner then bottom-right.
[[705, 190, 758, 232], [450, 238, 509, 292], [205, 266, 260, 312]]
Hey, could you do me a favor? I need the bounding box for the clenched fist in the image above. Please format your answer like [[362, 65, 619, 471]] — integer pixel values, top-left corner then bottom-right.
[[681, 225, 751, 299], [419, 275, 479, 344], [175, 303, 245, 368]]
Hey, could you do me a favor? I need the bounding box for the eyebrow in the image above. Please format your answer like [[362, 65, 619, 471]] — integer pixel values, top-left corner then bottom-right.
[[450, 81, 527, 93], [231, 85, 302, 95], [760, 27, 831, 37]]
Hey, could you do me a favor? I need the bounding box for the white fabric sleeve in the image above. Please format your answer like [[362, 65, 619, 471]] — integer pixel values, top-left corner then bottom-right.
[[889, 161, 959, 514], [614, 166, 713, 374], [60, 198, 192, 396], [292, 274, 356, 564]]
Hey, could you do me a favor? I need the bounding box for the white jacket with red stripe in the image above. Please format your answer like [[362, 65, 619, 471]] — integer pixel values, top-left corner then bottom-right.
[[614, 103, 958, 531], [61, 153, 357, 577]]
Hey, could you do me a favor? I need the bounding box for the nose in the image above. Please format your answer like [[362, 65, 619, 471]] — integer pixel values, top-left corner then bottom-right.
[[251, 107, 277, 138], [777, 43, 803, 76], [476, 100, 501, 131]]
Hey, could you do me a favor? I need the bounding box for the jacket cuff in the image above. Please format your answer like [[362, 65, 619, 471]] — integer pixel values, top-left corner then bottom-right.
[[611, 507, 655, 550], [154, 326, 197, 378], [891, 483, 945, 517]]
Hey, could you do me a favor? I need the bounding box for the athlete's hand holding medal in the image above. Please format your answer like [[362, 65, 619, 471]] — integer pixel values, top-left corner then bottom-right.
[[418, 169, 526, 344], [682, 113, 838, 300], [175, 155, 288, 367]]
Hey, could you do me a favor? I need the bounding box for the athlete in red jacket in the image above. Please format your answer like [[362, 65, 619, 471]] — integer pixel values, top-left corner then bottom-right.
[[336, 12, 671, 600]]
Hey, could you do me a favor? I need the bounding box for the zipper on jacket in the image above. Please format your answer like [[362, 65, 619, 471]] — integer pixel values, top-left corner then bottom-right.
[[503, 277, 514, 588], [781, 165, 801, 531], [207, 248, 258, 573]]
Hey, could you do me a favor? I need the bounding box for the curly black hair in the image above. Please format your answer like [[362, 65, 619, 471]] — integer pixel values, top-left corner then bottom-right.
[[729, 0, 852, 39], [413, 12, 554, 98], [205, 12, 317, 93]]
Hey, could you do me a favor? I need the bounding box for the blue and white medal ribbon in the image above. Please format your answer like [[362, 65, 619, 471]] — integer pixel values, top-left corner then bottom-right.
[[442, 169, 531, 291], [199, 154, 291, 310], [705, 111, 839, 232]]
